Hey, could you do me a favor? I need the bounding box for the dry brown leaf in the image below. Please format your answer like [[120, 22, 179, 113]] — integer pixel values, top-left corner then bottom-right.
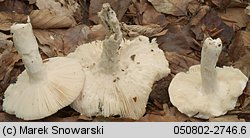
[[27, 0, 36, 4], [209, 115, 245, 122], [218, 8, 250, 31], [0, 0, 32, 14], [34, 25, 95, 56], [0, 39, 20, 110], [148, 0, 193, 16], [121, 23, 167, 37], [165, 52, 199, 74], [157, 25, 195, 55], [233, 54, 250, 78], [138, 104, 189, 122], [0, 12, 27, 31], [86, 24, 106, 42], [187, 0, 201, 15], [191, 9, 234, 45], [34, 29, 64, 57], [149, 75, 172, 104], [36, 0, 79, 16], [211, 0, 231, 9], [0, 112, 25, 122], [30, 9, 76, 29], [229, 31, 250, 63], [89, 0, 131, 24], [246, 5, 250, 15], [141, 3, 167, 26], [33, 0, 78, 28]]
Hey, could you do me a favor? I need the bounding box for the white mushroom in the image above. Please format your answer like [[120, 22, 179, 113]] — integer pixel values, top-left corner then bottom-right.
[[3, 23, 85, 120], [169, 37, 248, 119], [68, 3, 170, 120]]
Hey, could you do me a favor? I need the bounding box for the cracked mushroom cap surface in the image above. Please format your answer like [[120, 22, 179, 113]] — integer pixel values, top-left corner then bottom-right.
[[68, 36, 170, 120], [169, 38, 248, 119]]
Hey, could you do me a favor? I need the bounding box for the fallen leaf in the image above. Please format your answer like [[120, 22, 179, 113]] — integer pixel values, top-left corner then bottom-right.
[[78, 115, 93, 121], [121, 23, 167, 37], [191, 9, 234, 45], [0, 112, 25, 122], [139, 104, 189, 122], [30, 9, 76, 29], [0, 12, 27, 31], [229, 31, 250, 63], [148, 0, 193, 16], [209, 115, 245, 122], [89, 0, 131, 24], [0, 37, 20, 95], [33, 0, 79, 28], [0, 0, 32, 14], [165, 52, 200, 74], [150, 75, 173, 104], [233, 54, 250, 78], [211, 0, 231, 9], [218, 8, 249, 31], [27, 0, 36, 4], [34, 25, 96, 56], [157, 25, 196, 55], [246, 5, 250, 16], [187, 0, 201, 15], [141, 3, 167, 26]]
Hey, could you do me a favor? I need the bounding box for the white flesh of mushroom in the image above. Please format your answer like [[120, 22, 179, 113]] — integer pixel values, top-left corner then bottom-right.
[[3, 23, 85, 120], [68, 3, 170, 120], [169, 37, 248, 119]]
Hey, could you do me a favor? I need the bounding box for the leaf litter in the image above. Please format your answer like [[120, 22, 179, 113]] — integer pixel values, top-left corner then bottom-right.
[[0, 0, 250, 122]]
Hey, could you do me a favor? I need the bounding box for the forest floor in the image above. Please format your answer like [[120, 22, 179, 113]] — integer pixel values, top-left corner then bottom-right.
[[0, 0, 250, 122]]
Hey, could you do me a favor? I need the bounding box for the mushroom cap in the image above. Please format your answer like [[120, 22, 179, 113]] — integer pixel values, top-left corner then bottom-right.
[[68, 35, 170, 119], [169, 65, 248, 119], [3, 57, 84, 120]]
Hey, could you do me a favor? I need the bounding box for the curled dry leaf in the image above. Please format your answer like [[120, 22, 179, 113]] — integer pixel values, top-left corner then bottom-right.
[[0, 0, 32, 14], [121, 23, 167, 37], [141, 3, 167, 26], [0, 38, 20, 111], [34, 25, 97, 57], [209, 115, 245, 122], [211, 0, 231, 9], [89, 0, 131, 24], [30, 9, 76, 29], [0, 12, 27, 31], [31, 0, 79, 29], [149, 75, 173, 105], [229, 31, 250, 63], [157, 25, 195, 55], [27, 0, 36, 4], [245, 5, 250, 16], [218, 8, 249, 31], [148, 0, 193, 16], [187, 0, 201, 15], [165, 52, 199, 74], [233, 54, 250, 78], [191, 9, 234, 45]]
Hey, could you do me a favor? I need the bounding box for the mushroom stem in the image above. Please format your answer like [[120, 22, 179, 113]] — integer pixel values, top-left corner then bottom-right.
[[200, 38, 222, 94], [11, 23, 47, 82], [97, 3, 122, 74]]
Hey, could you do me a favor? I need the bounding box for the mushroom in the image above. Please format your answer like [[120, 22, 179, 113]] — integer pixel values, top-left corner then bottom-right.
[[68, 3, 170, 120], [3, 23, 85, 120], [169, 37, 248, 119]]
